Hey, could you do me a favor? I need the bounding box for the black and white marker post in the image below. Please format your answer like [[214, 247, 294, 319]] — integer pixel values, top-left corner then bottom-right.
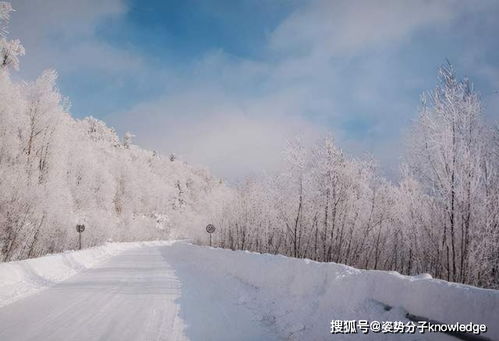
[[206, 224, 216, 247], [76, 224, 85, 250]]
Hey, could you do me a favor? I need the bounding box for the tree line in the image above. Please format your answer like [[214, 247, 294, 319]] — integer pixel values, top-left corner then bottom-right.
[[213, 64, 499, 289]]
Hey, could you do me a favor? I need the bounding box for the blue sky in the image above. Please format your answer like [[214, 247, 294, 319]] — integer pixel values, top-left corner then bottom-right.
[[8, 0, 499, 179]]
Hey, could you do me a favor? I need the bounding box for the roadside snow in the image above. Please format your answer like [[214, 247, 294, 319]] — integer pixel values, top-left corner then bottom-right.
[[164, 243, 499, 340], [0, 241, 171, 307]]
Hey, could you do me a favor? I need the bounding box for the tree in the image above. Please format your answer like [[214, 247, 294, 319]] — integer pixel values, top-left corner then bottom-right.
[[407, 62, 489, 284], [0, 2, 24, 71]]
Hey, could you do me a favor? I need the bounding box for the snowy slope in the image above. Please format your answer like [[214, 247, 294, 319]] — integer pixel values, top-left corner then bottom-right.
[[0, 242, 497, 340]]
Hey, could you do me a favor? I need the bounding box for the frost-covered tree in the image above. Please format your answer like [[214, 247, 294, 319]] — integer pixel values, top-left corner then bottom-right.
[[406, 63, 494, 284], [0, 2, 24, 71], [0, 3, 231, 261]]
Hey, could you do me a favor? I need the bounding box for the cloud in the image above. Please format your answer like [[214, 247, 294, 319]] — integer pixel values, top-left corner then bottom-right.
[[268, 0, 470, 57], [7, 0, 499, 180], [7, 0, 142, 78], [107, 85, 327, 180], [11, 0, 124, 36], [108, 0, 498, 180]]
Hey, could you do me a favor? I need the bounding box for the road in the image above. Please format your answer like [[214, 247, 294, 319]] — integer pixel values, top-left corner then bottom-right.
[[0, 244, 279, 341]]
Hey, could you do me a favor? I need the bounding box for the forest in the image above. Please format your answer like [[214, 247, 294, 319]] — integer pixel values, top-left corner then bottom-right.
[[0, 4, 229, 261], [214, 65, 499, 289], [1, 2, 498, 289]]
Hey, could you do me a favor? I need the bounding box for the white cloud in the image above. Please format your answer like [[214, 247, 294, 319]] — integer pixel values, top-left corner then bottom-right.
[[106, 0, 491, 180], [107, 88, 327, 180], [7, 0, 142, 78], [269, 0, 457, 56]]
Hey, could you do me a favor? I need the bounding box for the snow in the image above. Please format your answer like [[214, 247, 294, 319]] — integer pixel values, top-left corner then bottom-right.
[[166, 243, 499, 340], [0, 241, 166, 307], [0, 241, 278, 341], [0, 241, 497, 340]]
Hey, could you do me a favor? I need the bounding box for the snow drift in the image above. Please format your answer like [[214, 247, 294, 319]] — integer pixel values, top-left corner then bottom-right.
[[165, 243, 499, 340]]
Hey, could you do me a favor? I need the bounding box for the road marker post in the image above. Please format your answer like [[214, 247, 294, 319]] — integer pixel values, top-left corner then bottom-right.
[[206, 224, 216, 247], [76, 224, 85, 250]]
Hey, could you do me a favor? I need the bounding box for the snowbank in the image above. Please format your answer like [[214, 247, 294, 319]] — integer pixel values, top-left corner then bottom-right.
[[0, 241, 167, 307], [167, 243, 499, 340]]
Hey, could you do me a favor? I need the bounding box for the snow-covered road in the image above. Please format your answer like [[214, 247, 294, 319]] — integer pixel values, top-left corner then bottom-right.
[[0, 244, 279, 341]]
